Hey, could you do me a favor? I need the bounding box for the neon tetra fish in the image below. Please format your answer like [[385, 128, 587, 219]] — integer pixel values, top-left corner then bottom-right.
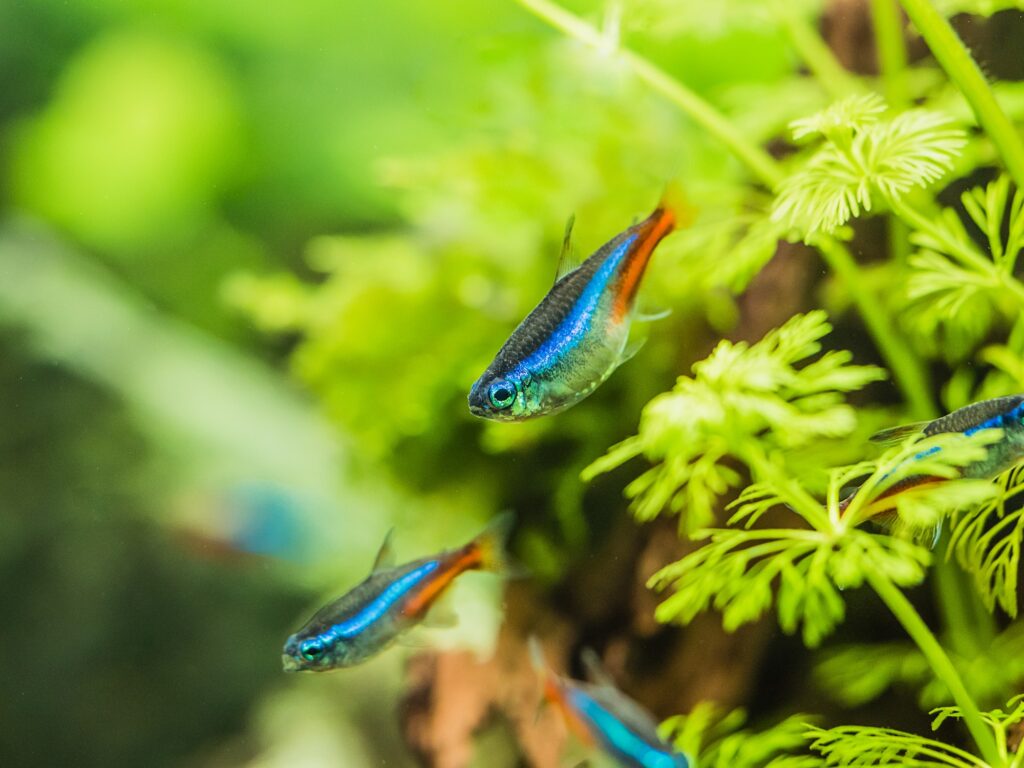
[[531, 639, 691, 768], [842, 394, 1024, 520], [282, 515, 512, 672], [469, 188, 691, 421]]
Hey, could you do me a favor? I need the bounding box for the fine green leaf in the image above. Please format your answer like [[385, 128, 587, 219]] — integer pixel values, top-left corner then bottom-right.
[[649, 528, 930, 647], [661, 702, 817, 768], [949, 464, 1024, 616], [899, 176, 1024, 362], [773, 97, 965, 239]]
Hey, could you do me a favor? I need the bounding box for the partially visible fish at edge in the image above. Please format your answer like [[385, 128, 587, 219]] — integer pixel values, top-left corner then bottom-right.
[[529, 638, 691, 768], [841, 395, 1024, 531]]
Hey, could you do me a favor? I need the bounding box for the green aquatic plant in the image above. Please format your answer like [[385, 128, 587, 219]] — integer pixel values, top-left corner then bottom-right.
[[661, 702, 816, 768], [510, 1, 1024, 766], [583, 311, 885, 531], [232, 0, 1024, 765]]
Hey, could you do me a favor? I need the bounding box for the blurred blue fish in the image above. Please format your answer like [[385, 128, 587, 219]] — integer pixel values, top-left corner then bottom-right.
[[531, 639, 690, 768]]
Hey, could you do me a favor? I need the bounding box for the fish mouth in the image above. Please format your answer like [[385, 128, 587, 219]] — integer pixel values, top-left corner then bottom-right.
[[281, 654, 302, 673]]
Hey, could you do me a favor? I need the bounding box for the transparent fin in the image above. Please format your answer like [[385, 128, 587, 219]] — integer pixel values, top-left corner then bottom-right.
[[635, 307, 672, 323], [580, 647, 616, 689], [555, 214, 580, 283], [395, 631, 432, 649], [469, 511, 518, 574], [870, 422, 929, 446], [421, 602, 458, 630], [371, 528, 397, 573], [618, 337, 647, 366]]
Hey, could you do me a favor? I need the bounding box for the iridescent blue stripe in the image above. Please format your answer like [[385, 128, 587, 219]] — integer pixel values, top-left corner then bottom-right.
[[907, 402, 1024, 464], [568, 688, 685, 768], [964, 402, 1024, 436], [521, 235, 637, 375], [318, 561, 440, 645]]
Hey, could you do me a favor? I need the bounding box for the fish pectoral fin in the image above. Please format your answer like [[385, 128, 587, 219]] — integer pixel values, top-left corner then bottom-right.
[[554, 213, 581, 283], [371, 528, 397, 573], [395, 631, 433, 649], [870, 422, 929, 446], [635, 307, 672, 323]]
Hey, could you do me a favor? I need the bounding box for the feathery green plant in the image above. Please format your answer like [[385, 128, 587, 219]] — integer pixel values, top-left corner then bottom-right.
[[234, 0, 1024, 764], [950, 464, 1024, 615], [508, 1, 1024, 764], [648, 428, 999, 646], [583, 311, 885, 531], [783, 696, 1024, 768], [661, 703, 816, 768], [773, 94, 966, 240]]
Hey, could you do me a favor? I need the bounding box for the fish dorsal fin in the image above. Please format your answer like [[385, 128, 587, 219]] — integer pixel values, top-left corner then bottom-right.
[[554, 214, 580, 283], [870, 422, 929, 446], [580, 647, 616, 689], [371, 528, 397, 573]]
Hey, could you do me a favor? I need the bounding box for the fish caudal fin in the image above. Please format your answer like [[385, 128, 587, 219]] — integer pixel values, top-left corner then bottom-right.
[[657, 180, 696, 231], [466, 511, 516, 573]]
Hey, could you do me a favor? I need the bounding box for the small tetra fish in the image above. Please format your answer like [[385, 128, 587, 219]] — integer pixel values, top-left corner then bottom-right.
[[843, 394, 1024, 519], [531, 639, 691, 768], [469, 187, 691, 421], [282, 515, 512, 672]]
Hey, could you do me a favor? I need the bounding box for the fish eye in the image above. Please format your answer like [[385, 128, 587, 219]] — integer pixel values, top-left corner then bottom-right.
[[300, 638, 325, 662], [488, 381, 516, 410]]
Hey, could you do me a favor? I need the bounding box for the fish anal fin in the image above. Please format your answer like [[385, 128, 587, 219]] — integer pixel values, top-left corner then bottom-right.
[[618, 337, 647, 366], [420, 601, 458, 630], [371, 528, 397, 573], [870, 422, 929, 446], [555, 214, 580, 283]]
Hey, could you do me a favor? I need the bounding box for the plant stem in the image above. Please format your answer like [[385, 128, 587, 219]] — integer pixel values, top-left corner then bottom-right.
[[870, 0, 909, 108], [898, 0, 1024, 191], [515, 0, 784, 187], [815, 237, 935, 419], [934, 540, 996, 658], [515, 0, 936, 417], [743, 446, 831, 531], [865, 568, 1002, 767], [771, 0, 864, 101], [869, 0, 913, 264]]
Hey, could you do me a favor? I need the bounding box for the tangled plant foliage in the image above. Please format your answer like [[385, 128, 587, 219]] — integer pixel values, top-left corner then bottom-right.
[[816, 621, 1024, 710], [900, 175, 1024, 360], [772, 94, 966, 240], [775, 695, 1024, 768], [583, 311, 885, 531], [660, 703, 816, 768], [648, 425, 1000, 647], [950, 463, 1024, 616]]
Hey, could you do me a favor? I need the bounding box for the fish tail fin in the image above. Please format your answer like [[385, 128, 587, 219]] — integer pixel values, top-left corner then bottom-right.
[[527, 635, 557, 722], [657, 180, 696, 232], [466, 511, 516, 574]]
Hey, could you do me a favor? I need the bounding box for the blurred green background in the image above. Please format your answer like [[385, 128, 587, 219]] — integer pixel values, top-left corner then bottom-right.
[[0, 1, 839, 765]]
